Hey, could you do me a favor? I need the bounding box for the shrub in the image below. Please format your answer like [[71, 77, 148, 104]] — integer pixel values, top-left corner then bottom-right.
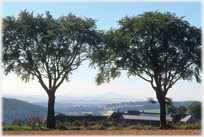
[[81, 119, 88, 127], [55, 120, 60, 129], [192, 122, 201, 129], [109, 121, 118, 127], [185, 124, 192, 130], [16, 119, 22, 126], [35, 117, 43, 128], [72, 120, 81, 127], [101, 120, 110, 127], [121, 122, 129, 127], [2, 121, 6, 126], [55, 120, 67, 130], [88, 121, 96, 126], [80, 125, 85, 130], [25, 116, 35, 128], [134, 125, 143, 130], [143, 125, 153, 130], [91, 124, 105, 130], [108, 126, 117, 130], [64, 121, 71, 127]]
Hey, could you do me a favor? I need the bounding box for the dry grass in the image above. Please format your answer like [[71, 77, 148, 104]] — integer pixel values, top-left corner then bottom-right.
[[3, 129, 202, 135]]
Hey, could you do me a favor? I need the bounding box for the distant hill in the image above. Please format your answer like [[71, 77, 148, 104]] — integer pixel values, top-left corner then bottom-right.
[[84, 92, 128, 98], [3, 93, 146, 104], [3, 97, 47, 124]]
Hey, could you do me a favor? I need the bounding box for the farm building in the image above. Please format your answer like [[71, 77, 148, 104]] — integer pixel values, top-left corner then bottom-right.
[[103, 110, 127, 122], [120, 113, 173, 126], [180, 115, 199, 123], [54, 112, 108, 123], [49, 110, 181, 126]]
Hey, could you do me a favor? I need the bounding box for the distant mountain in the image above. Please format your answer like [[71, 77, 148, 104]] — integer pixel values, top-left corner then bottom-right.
[[2, 92, 145, 104], [84, 92, 130, 98], [3, 97, 47, 124]]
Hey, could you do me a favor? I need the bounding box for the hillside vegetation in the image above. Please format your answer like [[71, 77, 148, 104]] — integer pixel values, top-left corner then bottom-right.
[[3, 98, 47, 124], [3, 97, 199, 125]]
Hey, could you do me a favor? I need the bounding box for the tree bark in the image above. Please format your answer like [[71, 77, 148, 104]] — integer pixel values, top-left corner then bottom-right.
[[156, 89, 166, 128], [46, 91, 56, 129]]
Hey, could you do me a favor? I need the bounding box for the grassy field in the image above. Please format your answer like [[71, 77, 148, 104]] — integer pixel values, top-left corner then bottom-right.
[[141, 109, 160, 113]]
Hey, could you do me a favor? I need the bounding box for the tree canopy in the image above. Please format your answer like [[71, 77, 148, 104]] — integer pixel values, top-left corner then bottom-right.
[[3, 10, 100, 92], [187, 102, 201, 120], [2, 10, 101, 129], [90, 11, 201, 127]]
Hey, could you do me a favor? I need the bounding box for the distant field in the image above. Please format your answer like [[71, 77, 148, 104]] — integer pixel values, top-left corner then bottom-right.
[[140, 109, 160, 113], [105, 105, 135, 110]]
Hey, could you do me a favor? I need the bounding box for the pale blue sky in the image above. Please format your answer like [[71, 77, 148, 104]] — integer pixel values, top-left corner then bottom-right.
[[1, 1, 203, 101]]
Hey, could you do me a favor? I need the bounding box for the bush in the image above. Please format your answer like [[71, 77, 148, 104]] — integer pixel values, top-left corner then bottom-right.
[[109, 121, 118, 127], [88, 121, 96, 126], [108, 126, 117, 130], [81, 119, 88, 127], [121, 122, 129, 127], [72, 120, 81, 127], [101, 120, 110, 127], [79, 125, 84, 130], [185, 124, 192, 130], [64, 121, 71, 127], [91, 124, 105, 130], [25, 116, 35, 128], [143, 125, 153, 130]]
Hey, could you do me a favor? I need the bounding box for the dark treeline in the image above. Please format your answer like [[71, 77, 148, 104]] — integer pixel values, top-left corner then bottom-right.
[[55, 106, 105, 113]]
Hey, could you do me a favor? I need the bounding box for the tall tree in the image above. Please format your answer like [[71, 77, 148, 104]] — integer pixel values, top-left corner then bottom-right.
[[90, 11, 201, 127], [2, 10, 100, 128], [187, 102, 201, 120], [176, 106, 187, 118]]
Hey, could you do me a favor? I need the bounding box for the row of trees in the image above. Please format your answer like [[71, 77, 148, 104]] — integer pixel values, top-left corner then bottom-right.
[[3, 10, 201, 128], [167, 102, 201, 120], [55, 106, 104, 113]]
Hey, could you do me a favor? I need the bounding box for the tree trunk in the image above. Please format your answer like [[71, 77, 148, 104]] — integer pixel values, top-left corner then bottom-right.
[[156, 90, 166, 128], [158, 97, 166, 127], [46, 91, 55, 129]]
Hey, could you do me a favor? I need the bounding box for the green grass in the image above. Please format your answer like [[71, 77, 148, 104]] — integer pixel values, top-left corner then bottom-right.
[[140, 109, 160, 113], [3, 126, 40, 131], [107, 126, 117, 130], [3, 122, 201, 131], [105, 105, 135, 110], [90, 124, 105, 130]]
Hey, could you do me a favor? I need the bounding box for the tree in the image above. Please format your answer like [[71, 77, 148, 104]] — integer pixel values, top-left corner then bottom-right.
[[166, 106, 177, 114], [2, 10, 100, 129], [146, 97, 173, 108], [90, 11, 201, 127], [187, 102, 201, 120], [176, 106, 187, 118]]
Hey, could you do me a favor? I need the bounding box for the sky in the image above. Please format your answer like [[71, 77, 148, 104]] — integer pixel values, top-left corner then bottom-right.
[[1, 1, 203, 101]]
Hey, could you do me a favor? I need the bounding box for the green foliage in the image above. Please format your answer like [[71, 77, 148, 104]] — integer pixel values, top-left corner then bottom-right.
[[166, 105, 187, 118], [187, 102, 201, 119], [90, 124, 105, 130], [172, 122, 201, 130], [3, 126, 32, 131], [24, 115, 43, 130], [107, 126, 117, 130], [3, 10, 101, 129], [167, 106, 177, 114], [3, 98, 46, 124], [3, 121, 201, 131], [11, 119, 25, 126], [3, 10, 100, 84], [90, 10, 201, 127], [176, 106, 187, 118]]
